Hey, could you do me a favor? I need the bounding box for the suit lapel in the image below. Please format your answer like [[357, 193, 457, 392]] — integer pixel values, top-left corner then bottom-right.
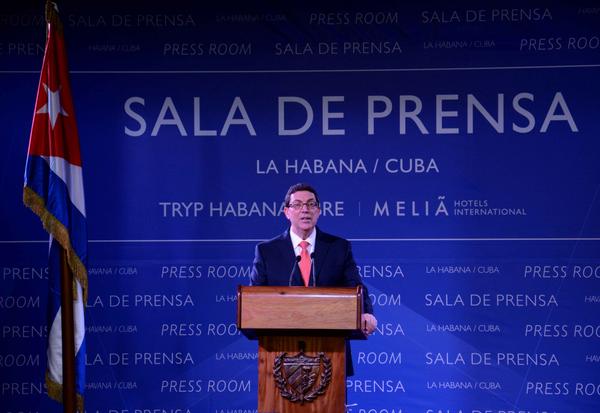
[[278, 229, 296, 261], [277, 229, 300, 285], [314, 228, 331, 284]]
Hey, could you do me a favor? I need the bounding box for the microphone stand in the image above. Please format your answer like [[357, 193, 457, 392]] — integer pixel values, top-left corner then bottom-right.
[[288, 255, 301, 286]]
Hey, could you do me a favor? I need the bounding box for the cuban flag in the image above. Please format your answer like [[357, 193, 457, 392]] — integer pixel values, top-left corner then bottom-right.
[[23, 2, 87, 411]]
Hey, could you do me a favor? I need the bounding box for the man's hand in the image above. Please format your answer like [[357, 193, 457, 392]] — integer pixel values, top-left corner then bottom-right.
[[361, 313, 378, 335]]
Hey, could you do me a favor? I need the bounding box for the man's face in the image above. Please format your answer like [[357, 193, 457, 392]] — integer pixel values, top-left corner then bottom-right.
[[284, 190, 321, 238]]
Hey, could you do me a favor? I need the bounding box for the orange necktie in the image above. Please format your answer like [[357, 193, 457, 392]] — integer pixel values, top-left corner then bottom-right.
[[299, 240, 311, 286]]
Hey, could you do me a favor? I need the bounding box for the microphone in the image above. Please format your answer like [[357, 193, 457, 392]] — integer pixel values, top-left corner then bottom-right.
[[310, 252, 316, 287], [288, 255, 301, 286]]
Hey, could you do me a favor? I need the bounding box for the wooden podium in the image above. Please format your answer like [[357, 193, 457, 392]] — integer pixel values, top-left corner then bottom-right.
[[237, 286, 366, 413]]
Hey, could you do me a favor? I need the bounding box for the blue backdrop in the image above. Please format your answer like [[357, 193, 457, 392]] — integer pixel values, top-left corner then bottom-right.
[[1, 1, 599, 412]]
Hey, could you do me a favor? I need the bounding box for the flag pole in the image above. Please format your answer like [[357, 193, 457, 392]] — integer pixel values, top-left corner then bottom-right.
[[60, 247, 78, 413]]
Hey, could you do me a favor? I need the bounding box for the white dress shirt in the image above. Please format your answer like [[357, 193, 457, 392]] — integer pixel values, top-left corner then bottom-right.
[[289, 227, 316, 256]]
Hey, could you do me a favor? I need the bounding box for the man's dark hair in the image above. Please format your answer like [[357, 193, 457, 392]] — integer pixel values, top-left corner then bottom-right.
[[284, 183, 320, 207]]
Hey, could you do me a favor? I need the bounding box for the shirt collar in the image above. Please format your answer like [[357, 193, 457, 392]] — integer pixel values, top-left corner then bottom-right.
[[289, 227, 317, 253]]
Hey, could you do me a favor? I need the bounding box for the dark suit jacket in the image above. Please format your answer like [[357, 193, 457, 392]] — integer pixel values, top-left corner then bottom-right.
[[250, 227, 374, 376]]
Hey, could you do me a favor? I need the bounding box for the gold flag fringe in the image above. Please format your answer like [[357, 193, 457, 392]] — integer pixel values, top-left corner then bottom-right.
[[23, 186, 88, 303], [46, 370, 84, 413]]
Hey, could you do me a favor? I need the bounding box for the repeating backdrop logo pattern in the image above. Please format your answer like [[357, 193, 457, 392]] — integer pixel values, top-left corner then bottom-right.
[[0, 1, 599, 412]]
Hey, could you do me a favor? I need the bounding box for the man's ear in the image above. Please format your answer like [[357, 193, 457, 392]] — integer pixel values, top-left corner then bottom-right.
[[284, 207, 291, 220]]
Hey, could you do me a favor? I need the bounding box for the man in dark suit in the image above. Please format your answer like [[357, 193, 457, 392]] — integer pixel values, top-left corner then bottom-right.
[[250, 183, 377, 375]]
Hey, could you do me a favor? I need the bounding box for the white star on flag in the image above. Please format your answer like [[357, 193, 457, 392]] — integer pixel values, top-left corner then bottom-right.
[[36, 83, 69, 129]]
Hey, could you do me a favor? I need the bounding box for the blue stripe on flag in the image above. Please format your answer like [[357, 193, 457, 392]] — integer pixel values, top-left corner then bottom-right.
[[75, 337, 86, 394], [25, 156, 87, 263]]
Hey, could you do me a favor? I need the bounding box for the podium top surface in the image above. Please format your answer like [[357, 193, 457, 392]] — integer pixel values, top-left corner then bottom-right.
[[237, 286, 364, 333]]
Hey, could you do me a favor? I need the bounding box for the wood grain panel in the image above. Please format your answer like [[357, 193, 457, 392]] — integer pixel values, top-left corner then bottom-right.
[[238, 286, 361, 330], [258, 335, 346, 413]]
